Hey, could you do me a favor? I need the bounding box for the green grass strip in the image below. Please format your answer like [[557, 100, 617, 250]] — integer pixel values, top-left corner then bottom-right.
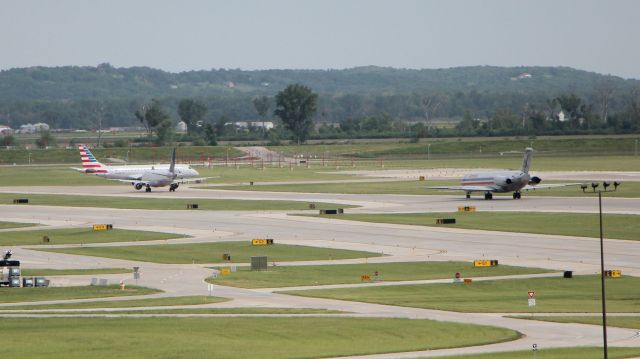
[[0, 285, 161, 304], [39, 241, 381, 264], [0, 228, 185, 246], [21, 268, 133, 276], [1, 193, 351, 211], [311, 212, 640, 241], [213, 180, 640, 198], [1, 308, 345, 315], [281, 275, 640, 313], [0, 221, 37, 229], [207, 261, 552, 288], [438, 346, 640, 359], [0, 317, 519, 359], [0, 295, 227, 310], [511, 315, 640, 330]]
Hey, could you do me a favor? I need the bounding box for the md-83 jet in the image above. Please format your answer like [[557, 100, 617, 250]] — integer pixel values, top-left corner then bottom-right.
[[429, 148, 579, 200], [72, 144, 209, 192]]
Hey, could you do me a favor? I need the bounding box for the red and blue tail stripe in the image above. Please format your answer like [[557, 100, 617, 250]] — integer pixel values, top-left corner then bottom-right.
[[78, 144, 107, 173]]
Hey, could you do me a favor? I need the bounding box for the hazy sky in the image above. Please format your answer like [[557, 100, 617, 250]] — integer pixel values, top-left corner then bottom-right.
[[2, 0, 639, 78]]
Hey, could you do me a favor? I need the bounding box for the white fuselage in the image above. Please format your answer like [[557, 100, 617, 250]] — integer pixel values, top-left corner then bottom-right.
[[94, 164, 199, 187], [462, 171, 531, 193]]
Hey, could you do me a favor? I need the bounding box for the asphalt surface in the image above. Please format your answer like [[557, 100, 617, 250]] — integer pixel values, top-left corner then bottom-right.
[[1, 185, 640, 358]]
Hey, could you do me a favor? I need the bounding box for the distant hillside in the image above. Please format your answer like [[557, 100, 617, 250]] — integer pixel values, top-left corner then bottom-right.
[[1, 64, 637, 101], [0, 64, 638, 129]]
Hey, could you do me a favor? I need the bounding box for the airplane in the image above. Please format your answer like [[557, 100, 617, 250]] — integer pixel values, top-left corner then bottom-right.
[[72, 144, 209, 192], [428, 147, 580, 200]]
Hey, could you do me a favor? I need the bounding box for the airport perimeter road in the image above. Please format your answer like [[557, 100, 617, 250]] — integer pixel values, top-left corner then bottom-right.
[[2, 185, 640, 214]]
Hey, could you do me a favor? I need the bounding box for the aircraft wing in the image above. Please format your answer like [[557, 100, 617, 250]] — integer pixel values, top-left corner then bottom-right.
[[522, 183, 582, 191], [110, 179, 147, 184], [173, 176, 217, 184], [70, 167, 86, 172], [428, 185, 496, 192]]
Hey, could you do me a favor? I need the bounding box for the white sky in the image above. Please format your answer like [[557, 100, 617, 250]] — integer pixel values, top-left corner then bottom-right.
[[1, 0, 639, 78]]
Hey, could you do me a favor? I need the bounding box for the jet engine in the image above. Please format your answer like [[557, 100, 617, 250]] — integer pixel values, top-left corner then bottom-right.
[[529, 176, 542, 185], [134, 183, 144, 190]]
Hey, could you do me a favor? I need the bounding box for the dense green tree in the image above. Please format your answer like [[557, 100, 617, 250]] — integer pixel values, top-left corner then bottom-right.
[[253, 96, 272, 138], [204, 123, 217, 145], [274, 84, 318, 144], [134, 100, 173, 143], [177, 99, 207, 135], [1, 135, 16, 147], [35, 130, 56, 149]]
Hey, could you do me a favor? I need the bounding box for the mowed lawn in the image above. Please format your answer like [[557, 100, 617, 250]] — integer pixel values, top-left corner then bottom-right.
[[438, 347, 640, 359], [0, 285, 160, 304], [0, 164, 359, 186], [21, 268, 133, 276], [0, 227, 185, 246], [0, 295, 227, 310], [514, 316, 640, 330], [281, 275, 640, 313], [315, 212, 640, 241], [0, 221, 37, 229], [40, 241, 381, 264], [207, 261, 552, 288], [0, 317, 520, 359], [0, 193, 351, 211], [215, 180, 640, 198]]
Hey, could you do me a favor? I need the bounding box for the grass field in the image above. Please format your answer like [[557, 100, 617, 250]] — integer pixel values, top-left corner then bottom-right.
[[0, 164, 360, 186], [0, 317, 519, 359], [439, 347, 640, 359], [0, 227, 185, 246], [0, 296, 228, 310], [213, 180, 640, 198], [40, 241, 381, 264], [512, 316, 640, 330], [310, 212, 640, 241], [0, 145, 243, 165], [0, 221, 36, 229], [281, 275, 640, 313], [206, 261, 552, 288], [0, 193, 351, 211], [21, 268, 133, 276], [0, 285, 160, 304], [1, 154, 639, 187], [0, 308, 346, 315], [272, 137, 640, 159]]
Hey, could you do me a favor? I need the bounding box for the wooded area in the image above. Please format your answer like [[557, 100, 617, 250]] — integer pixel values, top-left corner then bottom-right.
[[1, 64, 639, 142]]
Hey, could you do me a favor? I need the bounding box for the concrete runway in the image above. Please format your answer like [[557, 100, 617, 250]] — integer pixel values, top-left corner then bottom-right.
[[1, 185, 640, 357]]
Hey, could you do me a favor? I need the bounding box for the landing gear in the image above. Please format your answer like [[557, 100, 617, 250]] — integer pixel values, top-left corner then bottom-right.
[[512, 192, 522, 199], [484, 192, 493, 200], [134, 183, 143, 191], [145, 185, 151, 192], [466, 193, 471, 199], [169, 183, 179, 192]]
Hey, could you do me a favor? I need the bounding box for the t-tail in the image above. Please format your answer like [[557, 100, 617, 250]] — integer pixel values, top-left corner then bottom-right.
[[168, 147, 176, 175], [78, 144, 107, 173], [521, 147, 533, 174]]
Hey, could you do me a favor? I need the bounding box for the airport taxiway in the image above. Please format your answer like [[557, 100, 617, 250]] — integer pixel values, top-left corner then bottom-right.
[[2, 185, 640, 357]]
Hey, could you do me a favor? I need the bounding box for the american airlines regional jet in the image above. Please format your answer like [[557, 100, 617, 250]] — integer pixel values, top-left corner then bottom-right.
[[72, 144, 209, 192]]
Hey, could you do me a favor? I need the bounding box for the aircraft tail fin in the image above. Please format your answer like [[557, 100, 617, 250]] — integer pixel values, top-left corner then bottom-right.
[[78, 144, 106, 172], [521, 147, 533, 173], [169, 147, 176, 174]]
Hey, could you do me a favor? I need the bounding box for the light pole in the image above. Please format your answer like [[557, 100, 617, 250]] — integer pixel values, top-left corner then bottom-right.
[[427, 144, 431, 160], [580, 180, 620, 359]]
